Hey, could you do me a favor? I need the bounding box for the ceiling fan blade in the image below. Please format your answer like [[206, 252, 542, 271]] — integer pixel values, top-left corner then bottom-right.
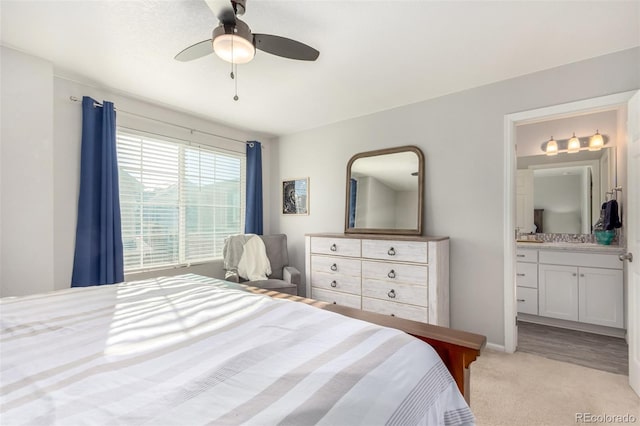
[[253, 33, 319, 61], [174, 39, 214, 62], [203, 0, 236, 25]]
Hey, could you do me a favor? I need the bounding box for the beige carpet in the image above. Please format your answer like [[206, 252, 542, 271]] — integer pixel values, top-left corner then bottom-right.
[[470, 349, 639, 426]]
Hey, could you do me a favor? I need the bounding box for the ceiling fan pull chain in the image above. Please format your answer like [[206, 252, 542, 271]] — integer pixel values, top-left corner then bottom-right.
[[233, 64, 239, 101], [230, 35, 235, 80]]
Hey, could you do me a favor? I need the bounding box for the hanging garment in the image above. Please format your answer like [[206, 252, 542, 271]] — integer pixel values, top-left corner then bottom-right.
[[603, 199, 622, 230]]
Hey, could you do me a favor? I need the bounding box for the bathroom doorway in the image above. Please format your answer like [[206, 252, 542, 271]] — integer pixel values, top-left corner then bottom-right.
[[502, 92, 637, 379]]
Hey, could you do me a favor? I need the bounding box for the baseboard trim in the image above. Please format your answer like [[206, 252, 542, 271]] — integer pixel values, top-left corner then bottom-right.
[[485, 342, 506, 352]]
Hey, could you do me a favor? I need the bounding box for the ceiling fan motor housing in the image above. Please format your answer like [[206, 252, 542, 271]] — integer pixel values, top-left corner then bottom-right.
[[212, 19, 253, 44]]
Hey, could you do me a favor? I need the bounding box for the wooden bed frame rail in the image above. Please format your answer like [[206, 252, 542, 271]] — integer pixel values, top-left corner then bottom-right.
[[243, 286, 487, 404], [322, 304, 486, 404]]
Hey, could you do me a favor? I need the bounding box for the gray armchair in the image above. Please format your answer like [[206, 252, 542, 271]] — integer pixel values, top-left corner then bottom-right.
[[223, 234, 300, 295]]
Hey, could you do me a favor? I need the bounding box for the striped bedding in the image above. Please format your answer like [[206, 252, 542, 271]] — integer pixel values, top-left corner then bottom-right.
[[1, 274, 473, 425]]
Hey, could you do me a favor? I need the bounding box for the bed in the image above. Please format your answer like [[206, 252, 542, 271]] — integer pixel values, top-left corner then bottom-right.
[[1, 274, 480, 425]]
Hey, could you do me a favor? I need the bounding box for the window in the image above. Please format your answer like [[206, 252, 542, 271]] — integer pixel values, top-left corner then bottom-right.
[[116, 130, 245, 272]]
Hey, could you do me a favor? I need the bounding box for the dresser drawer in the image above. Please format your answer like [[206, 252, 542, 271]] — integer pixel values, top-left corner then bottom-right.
[[311, 255, 361, 276], [362, 279, 427, 306], [311, 237, 361, 257], [362, 260, 428, 286], [312, 288, 361, 309], [362, 297, 428, 322], [311, 271, 361, 295], [517, 286, 538, 315], [362, 239, 428, 263], [516, 262, 538, 288], [516, 249, 538, 263]]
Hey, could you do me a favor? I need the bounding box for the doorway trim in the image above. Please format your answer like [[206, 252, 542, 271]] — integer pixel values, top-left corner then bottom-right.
[[503, 90, 637, 353]]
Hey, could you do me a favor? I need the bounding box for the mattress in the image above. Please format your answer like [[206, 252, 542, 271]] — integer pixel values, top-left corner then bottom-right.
[[0, 274, 473, 425]]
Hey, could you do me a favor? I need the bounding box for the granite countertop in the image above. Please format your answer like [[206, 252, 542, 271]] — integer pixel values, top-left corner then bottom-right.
[[516, 241, 626, 254]]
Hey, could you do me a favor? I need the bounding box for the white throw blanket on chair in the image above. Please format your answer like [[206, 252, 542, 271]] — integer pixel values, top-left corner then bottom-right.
[[224, 234, 272, 281]]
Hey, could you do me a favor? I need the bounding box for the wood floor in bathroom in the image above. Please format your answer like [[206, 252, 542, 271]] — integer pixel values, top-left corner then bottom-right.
[[516, 321, 628, 375]]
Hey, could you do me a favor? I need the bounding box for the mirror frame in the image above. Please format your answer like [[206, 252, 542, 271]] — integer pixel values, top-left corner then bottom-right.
[[344, 145, 424, 235]]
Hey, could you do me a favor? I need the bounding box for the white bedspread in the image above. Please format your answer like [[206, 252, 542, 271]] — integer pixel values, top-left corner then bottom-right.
[[0, 274, 474, 425]]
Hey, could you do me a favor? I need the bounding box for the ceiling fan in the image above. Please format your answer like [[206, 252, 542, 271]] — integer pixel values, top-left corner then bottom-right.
[[174, 0, 320, 64]]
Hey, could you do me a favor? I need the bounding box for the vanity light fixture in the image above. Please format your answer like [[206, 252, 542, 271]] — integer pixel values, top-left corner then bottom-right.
[[545, 136, 558, 156], [589, 130, 604, 151], [540, 131, 608, 155], [567, 132, 581, 153]]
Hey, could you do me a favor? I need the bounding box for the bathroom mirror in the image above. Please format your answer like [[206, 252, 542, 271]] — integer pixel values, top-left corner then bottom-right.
[[516, 147, 616, 234], [345, 146, 424, 235]]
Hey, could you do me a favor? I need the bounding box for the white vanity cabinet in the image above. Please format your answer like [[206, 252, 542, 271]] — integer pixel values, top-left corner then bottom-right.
[[516, 249, 538, 315], [522, 247, 624, 330], [305, 234, 449, 326]]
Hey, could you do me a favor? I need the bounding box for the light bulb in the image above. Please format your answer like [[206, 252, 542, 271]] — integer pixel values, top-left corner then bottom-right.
[[213, 34, 255, 64], [546, 137, 558, 156], [567, 133, 581, 153], [589, 130, 604, 151]]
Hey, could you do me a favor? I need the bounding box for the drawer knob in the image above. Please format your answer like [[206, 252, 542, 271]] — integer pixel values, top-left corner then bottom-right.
[[390, 313, 396, 317], [572, 273, 577, 277], [387, 289, 396, 299], [330, 280, 337, 288], [517, 298, 525, 302], [330, 243, 337, 252], [330, 263, 338, 271], [387, 269, 396, 279], [388, 247, 396, 256]]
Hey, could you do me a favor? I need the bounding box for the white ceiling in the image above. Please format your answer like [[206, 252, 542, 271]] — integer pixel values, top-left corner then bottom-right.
[[1, 1, 638, 137]]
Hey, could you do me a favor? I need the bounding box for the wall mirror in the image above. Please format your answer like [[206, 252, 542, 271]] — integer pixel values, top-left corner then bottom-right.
[[345, 145, 424, 235], [516, 147, 616, 234]]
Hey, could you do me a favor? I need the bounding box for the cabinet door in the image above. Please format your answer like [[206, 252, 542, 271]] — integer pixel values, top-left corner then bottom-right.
[[538, 264, 578, 321], [579, 267, 624, 328]]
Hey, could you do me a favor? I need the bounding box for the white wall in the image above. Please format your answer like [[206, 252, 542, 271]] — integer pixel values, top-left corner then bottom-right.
[[1, 47, 54, 297], [1, 46, 274, 296], [270, 47, 640, 345]]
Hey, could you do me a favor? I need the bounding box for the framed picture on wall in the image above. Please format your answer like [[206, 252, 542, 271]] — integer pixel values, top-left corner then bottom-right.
[[282, 178, 309, 215]]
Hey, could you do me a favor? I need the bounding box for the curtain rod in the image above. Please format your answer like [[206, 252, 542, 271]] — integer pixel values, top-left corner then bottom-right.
[[68, 96, 248, 145]]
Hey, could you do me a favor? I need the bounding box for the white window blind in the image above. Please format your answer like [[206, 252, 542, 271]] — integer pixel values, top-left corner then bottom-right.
[[116, 129, 245, 272]]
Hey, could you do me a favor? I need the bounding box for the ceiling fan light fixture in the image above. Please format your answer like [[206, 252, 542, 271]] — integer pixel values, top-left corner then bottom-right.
[[545, 136, 558, 156], [212, 20, 255, 64], [589, 130, 604, 151], [567, 132, 581, 153]]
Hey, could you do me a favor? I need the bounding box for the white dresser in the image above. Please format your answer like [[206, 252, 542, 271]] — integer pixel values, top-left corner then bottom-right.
[[305, 233, 450, 327]]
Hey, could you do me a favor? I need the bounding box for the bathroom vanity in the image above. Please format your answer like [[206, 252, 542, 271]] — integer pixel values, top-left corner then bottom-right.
[[516, 242, 626, 335]]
